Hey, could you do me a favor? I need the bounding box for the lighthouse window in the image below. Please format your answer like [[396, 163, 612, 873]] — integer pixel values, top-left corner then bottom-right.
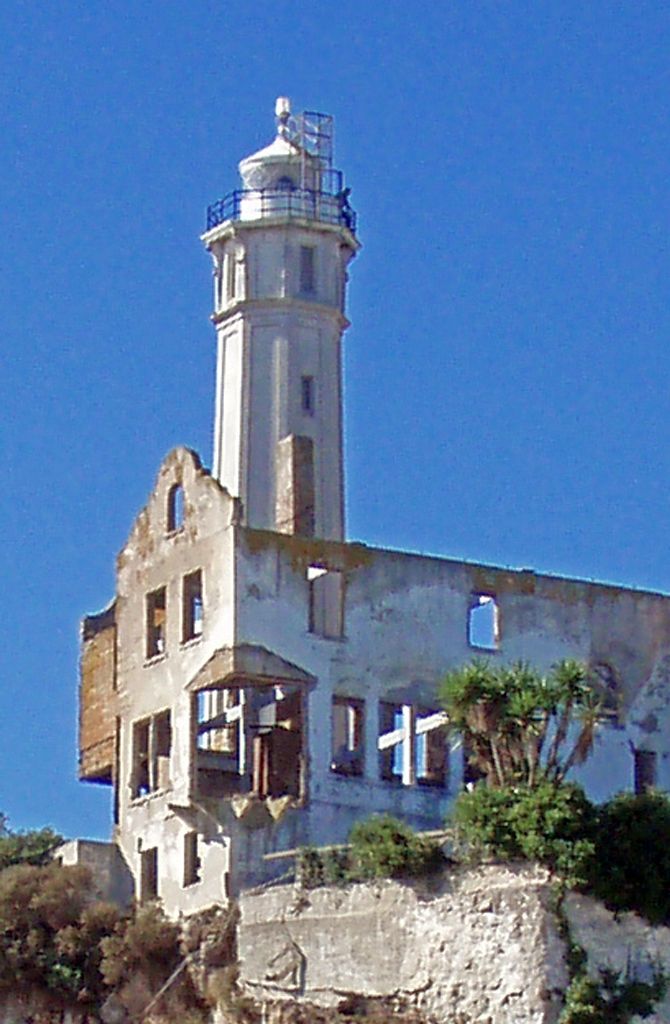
[[226, 252, 236, 301], [299, 246, 315, 294], [275, 175, 295, 191], [301, 376, 314, 415]]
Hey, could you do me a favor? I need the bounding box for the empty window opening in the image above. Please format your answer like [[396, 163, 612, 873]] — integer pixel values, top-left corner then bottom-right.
[[194, 683, 305, 802], [183, 570, 203, 642], [140, 847, 158, 902], [275, 175, 295, 191], [183, 832, 201, 887], [167, 484, 184, 532], [415, 709, 447, 787], [226, 250, 237, 301], [307, 565, 344, 639], [468, 594, 500, 650], [379, 703, 408, 783], [131, 710, 171, 799], [299, 246, 315, 294], [331, 697, 364, 776], [379, 703, 447, 787], [301, 375, 315, 415], [146, 587, 166, 658], [634, 749, 657, 795]]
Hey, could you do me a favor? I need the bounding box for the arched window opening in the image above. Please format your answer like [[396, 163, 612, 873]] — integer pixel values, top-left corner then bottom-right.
[[167, 483, 185, 532], [275, 175, 296, 191]]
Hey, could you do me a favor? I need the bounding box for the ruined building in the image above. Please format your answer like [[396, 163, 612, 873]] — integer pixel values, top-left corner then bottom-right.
[[75, 98, 670, 916]]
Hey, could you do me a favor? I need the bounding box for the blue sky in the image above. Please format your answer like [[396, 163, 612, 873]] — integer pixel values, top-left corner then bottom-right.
[[2, 1, 670, 838]]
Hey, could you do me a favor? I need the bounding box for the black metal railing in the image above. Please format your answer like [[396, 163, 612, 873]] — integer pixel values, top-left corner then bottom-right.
[[206, 187, 357, 234]]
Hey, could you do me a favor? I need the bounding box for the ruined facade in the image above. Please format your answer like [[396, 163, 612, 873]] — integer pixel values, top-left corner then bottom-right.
[[76, 99, 670, 915]]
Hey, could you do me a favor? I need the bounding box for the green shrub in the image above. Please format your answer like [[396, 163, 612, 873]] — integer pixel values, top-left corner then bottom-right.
[[348, 815, 444, 881], [0, 861, 121, 1005], [453, 781, 597, 886], [298, 816, 444, 888], [589, 791, 670, 925], [560, 965, 666, 1023], [0, 816, 62, 870]]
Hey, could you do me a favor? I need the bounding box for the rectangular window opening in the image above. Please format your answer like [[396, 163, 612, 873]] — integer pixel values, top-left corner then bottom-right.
[[140, 847, 158, 902], [131, 710, 171, 799], [183, 570, 203, 642], [468, 593, 500, 650], [415, 708, 448, 787], [226, 251, 236, 301], [195, 687, 243, 798], [634, 749, 657, 795], [195, 683, 306, 803], [299, 246, 315, 294], [146, 587, 166, 658], [378, 702, 405, 783], [379, 703, 448, 787], [301, 375, 315, 415], [331, 697, 364, 776], [183, 831, 201, 887], [251, 685, 304, 800], [307, 565, 344, 639]]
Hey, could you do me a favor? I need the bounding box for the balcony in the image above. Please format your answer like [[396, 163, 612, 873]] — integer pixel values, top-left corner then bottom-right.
[[206, 186, 357, 234]]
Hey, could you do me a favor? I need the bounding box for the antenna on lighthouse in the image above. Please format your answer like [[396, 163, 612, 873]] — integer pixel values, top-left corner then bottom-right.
[[275, 96, 291, 137]]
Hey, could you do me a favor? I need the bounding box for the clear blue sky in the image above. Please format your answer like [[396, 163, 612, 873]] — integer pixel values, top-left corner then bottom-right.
[[2, 1, 670, 839]]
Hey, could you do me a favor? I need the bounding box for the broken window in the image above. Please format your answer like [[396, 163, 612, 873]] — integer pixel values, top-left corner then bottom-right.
[[183, 832, 200, 887], [379, 702, 447, 786], [301, 376, 315, 415], [131, 710, 171, 798], [194, 682, 304, 802], [379, 702, 409, 783], [468, 594, 500, 650], [634, 749, 657, 795], [331, 697, 364, 776], [167, 483, 184, 532], [182, 570, 203, 643], [146, 587, 166, 658], [415, 708, 447, 787], [140, 847, 158, 902], [299, 246, 315, 294], [307, 566, 344, 639]]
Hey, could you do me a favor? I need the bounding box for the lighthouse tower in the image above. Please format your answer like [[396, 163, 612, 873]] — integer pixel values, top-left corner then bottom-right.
[[202, 99, 359, 541]]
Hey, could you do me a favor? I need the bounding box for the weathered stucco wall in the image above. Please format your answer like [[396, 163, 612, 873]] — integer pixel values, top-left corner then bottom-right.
[[239, 868, 670, 1024], [239, 865, 568, 1024], [78, 447, 670, 911]]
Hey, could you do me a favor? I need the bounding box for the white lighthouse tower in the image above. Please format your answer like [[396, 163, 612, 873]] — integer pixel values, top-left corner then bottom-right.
[[202, 98, 359, 540]]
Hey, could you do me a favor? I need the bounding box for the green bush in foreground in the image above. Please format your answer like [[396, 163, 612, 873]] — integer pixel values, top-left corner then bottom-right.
[[348, 815, 444, 880], [0, 814, 62, 870], [298, 815, 444, 887], [453, 780, 598, 887], [589, 790, 670, 925]]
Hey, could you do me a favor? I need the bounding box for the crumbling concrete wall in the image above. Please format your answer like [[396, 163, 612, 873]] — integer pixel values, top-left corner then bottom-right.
[[238, 865, 568, 1024], [239, 868, 670, 1024]]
